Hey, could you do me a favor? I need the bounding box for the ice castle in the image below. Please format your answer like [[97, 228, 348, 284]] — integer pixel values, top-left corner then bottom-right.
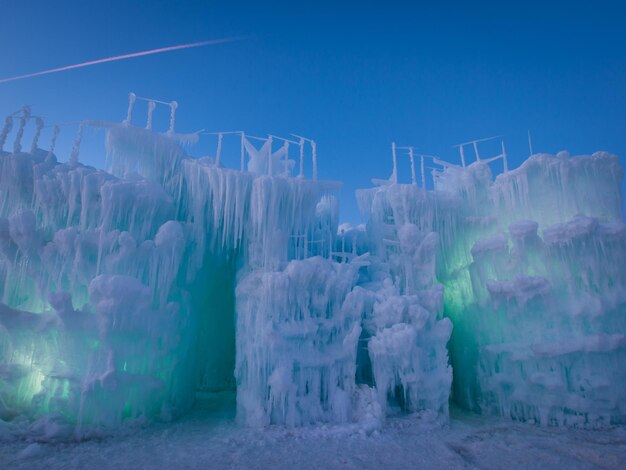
[[0, 94, 624, 440]]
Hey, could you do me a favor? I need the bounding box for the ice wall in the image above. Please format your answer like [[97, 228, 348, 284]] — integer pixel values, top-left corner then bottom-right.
[[358, 152, 625, 425], [0, 147, 194, 437], [0, 118, 351, 438], [346, 226, 453, 418], [2, 105, 624, 438], [235, 256, 362, 426], [470, 217, 626, 425]]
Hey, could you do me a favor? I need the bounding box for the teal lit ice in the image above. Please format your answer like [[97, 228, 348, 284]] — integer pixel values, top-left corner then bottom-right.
[[0, 102, 624, 441]]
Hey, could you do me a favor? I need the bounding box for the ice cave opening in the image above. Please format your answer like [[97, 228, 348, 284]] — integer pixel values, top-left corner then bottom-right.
[[191, 254, 238, 397]]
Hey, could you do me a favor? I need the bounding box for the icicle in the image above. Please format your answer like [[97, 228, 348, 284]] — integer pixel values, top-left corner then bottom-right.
[[283, 141, 289, 177], [70, 122, 85, 165], [146, 100, 156, 130], [420, 154, 426, 188], [311, 140, 318, 180], [124, 92, 136, 125], [328, 230, 332, 260], [409, 147, 416, 185], [13, 106, 30, 154], [215, 132, 223, 167], [298, 137, 305, 178], [528, 130, 534, 157], [46, 125, 60, 161], [240, 132, 245, 171], [0, 116, 13, 152], [30, 117, 44, 154], [391, 142, 398, 183], [352, 234, 357, 256], [304, 233, 308, 259], [502, 140, 508, 173], [168, 101, 178, 135], [459, 145, 466, 167]]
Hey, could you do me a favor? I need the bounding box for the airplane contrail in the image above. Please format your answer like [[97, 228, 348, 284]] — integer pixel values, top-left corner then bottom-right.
[[0, 36, 247, 84]]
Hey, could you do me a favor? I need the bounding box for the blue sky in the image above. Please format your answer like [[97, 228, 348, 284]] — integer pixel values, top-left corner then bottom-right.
[[1, 0, 625, 223]]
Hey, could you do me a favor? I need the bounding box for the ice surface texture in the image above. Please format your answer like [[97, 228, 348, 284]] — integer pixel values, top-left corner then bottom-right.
[[358, 151, 625, 426], [0, 122, 352, 438], [0, 115, 624, 440]]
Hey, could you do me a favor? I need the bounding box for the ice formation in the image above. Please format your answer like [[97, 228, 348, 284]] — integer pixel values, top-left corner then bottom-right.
[[357, 148, 625, 426], [0, 99, 624, 440]]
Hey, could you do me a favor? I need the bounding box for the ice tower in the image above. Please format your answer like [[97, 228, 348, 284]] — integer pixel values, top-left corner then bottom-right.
[[0, 98, 370, 437], [358, 142, 625, 426]]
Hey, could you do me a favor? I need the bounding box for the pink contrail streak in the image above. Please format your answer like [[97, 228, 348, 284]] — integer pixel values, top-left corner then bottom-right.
[[0, 37, 247, 84]]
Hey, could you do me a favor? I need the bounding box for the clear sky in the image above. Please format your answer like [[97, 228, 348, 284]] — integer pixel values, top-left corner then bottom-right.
[[1, 0, 625, 223]]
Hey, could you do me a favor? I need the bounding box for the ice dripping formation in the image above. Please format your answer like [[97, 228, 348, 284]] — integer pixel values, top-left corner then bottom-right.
[[0, 96, 624, 440]]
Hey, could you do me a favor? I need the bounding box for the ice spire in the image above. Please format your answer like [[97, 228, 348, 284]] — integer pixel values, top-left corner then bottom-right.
[[240, 132, 245, 171], [311, 139, 317, 180], [291, 134, 315, 180], [459, 144, 466, 167], [282, 140, 289, 177], [146, 100, 156, 130], [391, 142, 398, 183], [473, 140, 481, 161], [215, 132, 223, 167], [298, 137, 305, 178], [0, 115, 13, 152], [267, 135, 273, 175], [30, 117, 45, 154], [46, 125, 60, 162], [408, 147, 417, 186], [13, 106, 31, 154], [168, 101, 178, 135], [69, 122, 85, 164], [124, 92, 136, 125]]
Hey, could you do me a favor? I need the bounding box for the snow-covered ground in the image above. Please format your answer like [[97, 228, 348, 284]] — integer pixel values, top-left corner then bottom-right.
[[2, 392, 625, 470]]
